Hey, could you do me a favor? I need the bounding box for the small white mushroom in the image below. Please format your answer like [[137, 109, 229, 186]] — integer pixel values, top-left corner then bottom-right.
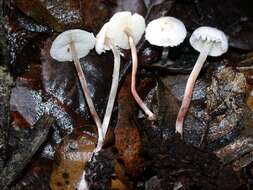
[[105, 11, 154, 121], [94, 11, 147, 152], [50, 29, 95, 61], [145, 16, 187, 47], [145, 17, 187, 62], [50, 29, 104, 148], [94, 22, 121, 152], [175, 26, 228, 136]]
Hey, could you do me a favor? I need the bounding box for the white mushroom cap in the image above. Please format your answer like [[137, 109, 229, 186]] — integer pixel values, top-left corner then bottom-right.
[[106, 11, 146, 49], [145, 17, 187, 47], [95, 22, 111, 54], [189, 26, 228, 57], [50, 29, 96, 62]]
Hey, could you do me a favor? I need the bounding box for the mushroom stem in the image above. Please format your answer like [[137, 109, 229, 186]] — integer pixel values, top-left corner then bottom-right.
[[127, 34, 156, 120], [161, 47, 169, 62], [96, 43, 121, 152], [175, 42, 212, 136], [69, 42, 104, 147]]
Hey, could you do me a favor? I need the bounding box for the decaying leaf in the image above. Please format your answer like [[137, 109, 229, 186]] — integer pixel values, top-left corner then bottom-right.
[[14, 0, 64, 32], [115, 76, 144, 177], [50, 129, 96, 190]]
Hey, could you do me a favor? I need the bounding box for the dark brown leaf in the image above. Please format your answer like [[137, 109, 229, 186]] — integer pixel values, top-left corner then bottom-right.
[[14, 0, 64, 32], [0, 115, 55, 189], [115, 76, 144, 177]]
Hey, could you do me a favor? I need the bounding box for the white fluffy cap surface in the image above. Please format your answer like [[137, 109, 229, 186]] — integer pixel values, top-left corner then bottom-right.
[[50, 29, 96, 62], [145, 17, 187, 47], [106, 11, 146, 49], [95, 22, 111, 54], [189, 26, 228, 57]]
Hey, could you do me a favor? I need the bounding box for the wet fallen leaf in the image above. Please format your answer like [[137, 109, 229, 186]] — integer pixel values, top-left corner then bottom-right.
[[0, 115, 55, 189], [205, 66, 247, 150], [115, 75, 143, 177], [14, 0, 64, 32], [41, 0, 83, 29], [50, 129, 96, 190]]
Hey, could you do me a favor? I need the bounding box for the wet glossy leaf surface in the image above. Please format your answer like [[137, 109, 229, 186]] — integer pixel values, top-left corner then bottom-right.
[[0, 115, 55, 189], [50, 128, 96, 190], [14, 0, 64, 32]]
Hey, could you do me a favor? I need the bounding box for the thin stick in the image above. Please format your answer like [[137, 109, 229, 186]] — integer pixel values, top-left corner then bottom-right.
[[69, 42, 104, 147], [175, 48, 209, 136], [127, 34, 156, 120]]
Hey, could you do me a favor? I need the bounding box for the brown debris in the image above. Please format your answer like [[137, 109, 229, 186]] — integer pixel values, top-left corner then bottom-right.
[[0, 115, 55, 189], [50, 129, 96, 190], [14, 0, 64, 31], [115, 76, 143, 177]]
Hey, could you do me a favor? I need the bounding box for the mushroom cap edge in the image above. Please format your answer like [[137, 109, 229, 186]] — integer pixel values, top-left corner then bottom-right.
[[189, 26, 228, 57], [50, 29, 96, 62]]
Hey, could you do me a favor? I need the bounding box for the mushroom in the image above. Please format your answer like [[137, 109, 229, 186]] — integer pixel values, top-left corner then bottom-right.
[[145, 16, 187, 117], [94, 11, 146, 151], [50, 29, 104, 148], [145, 16, 187, 48], [103, 11, 152, 121], [145, 16, 187, 63], [175, 26, 228, 136], [95, 22, 121, 151]]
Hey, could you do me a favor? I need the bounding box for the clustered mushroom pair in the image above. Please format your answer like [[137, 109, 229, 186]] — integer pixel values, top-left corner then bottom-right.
[[50, 11, 228, 152]]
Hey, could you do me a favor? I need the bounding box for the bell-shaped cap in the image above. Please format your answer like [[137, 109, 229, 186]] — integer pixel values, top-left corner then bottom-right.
[[189, 26, 228, 57], [145, 16, 187, 47], [106, 11, 146, 49], [50, 29, 96, 62]]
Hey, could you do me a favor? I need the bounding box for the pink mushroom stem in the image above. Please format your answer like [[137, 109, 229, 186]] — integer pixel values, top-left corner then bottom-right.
[[69, 42, 104, 148], [127, 33, 156, 120], [175, 45, 210, 136]]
